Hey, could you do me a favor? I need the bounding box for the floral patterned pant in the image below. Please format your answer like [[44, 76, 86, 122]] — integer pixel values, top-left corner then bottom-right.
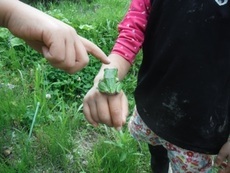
[[128, 109, 214, 173]]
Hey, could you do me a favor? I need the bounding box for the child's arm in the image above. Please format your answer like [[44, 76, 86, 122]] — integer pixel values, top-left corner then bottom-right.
[[0, 0, 109, 74], [83, 0, 151, 130], [111, 0, 151, 64]]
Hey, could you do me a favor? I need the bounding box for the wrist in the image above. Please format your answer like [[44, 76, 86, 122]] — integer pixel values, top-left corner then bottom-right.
[[93, 75, 102, 86], [93, 67, 108, 85]]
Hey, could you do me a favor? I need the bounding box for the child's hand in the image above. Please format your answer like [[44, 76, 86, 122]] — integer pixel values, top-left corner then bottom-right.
[[215, 140, 230, 173], [83, 86, 128, 130], [1, 0, 109, 74]]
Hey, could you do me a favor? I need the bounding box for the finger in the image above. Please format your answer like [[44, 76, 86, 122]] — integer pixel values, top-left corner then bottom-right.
[[108, 94, 124, 130], [45, 35, 90, 73], [42, 45, 69, 72], [225, 162, 230, 173], [88, 100, 101, 124], [215, 141, 230, 173], [72, 36, 89, 72], [42, 35, 66, 64], [96, 96, 113, 127], [218, 163, 230, 173], [83, 101, 98, 127], [60, 38, 78, 73], [43, 37, 87, 74], [216, 154, 226, 167], [215, 146, 229, 167], [121, 93, 129, 125], [42, 46, 51, 57], [43, 45, 69, 72], [79, 35, 110, 64], [223, 157, 230, 173]]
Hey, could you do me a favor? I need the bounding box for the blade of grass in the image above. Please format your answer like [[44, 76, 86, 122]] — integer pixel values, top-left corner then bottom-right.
[[28, 102, 40, 139]]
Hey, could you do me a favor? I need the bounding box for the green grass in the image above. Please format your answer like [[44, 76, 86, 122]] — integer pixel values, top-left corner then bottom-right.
[[0, 0, 150, 172]]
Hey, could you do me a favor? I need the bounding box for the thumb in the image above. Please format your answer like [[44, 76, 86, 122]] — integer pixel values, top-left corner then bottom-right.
[[42, 46, 52, 58]]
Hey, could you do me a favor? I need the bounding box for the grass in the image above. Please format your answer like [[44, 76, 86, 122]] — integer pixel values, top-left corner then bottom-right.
[[0, 0, 150, 172]]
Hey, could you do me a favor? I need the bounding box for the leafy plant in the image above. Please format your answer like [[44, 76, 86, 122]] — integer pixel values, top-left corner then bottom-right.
[[86, 127, 151, 173]]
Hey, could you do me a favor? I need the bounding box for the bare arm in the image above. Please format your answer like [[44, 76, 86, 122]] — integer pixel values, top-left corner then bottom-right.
[[83, 0, 150, 130], [0, 0, 109, 73]]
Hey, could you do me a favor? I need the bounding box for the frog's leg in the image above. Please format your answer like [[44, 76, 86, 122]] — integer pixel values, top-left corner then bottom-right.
[[98, 82, 110, 94]]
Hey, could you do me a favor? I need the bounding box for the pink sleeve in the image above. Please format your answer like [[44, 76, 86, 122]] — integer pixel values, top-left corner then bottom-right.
[[111, 0, 151, 64]]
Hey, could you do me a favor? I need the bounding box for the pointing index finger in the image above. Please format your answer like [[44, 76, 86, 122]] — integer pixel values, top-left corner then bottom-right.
[[78, 35, 110, 64]]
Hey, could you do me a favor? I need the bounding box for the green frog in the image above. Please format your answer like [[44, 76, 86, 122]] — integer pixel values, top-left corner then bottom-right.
[[97, 68, 122, 95]]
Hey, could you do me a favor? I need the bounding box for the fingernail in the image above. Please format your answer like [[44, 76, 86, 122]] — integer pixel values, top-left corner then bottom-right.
[[214, 161, 220, 167], [92, 123, 98, 128], [116, 127, 122, 131]]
